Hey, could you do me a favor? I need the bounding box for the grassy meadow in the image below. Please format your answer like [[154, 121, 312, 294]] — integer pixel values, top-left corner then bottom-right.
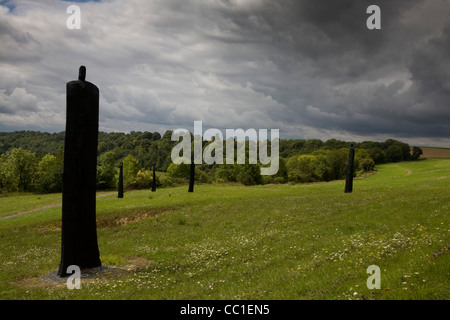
[[0, 158, 449, 300]]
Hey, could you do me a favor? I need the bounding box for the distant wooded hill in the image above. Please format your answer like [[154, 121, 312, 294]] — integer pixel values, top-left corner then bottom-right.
[[0, 130, 425, 193], [0, 130, 423, 171]]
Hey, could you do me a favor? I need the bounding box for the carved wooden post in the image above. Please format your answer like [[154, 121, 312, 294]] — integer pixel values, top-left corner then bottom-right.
[[151, 165, 156, 192], [188, 150, 195, 192], [151, 145, 157, 192], [345, 144, 355, 193], [58, 66, 101, 277], [118, 162, 124, 198]]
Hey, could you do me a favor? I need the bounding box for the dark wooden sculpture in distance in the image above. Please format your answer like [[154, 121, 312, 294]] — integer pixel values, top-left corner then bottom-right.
[[152, 145, 157, 192], [345, 144, 355, 193], [58, 66, 101, 277], [118, 162, 124, 198], [151, 166, 156, 192], [188, 151, 195, 192]]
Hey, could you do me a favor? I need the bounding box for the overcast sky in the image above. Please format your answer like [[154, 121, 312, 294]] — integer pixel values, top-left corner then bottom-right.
[[1, 0, 449, 147]]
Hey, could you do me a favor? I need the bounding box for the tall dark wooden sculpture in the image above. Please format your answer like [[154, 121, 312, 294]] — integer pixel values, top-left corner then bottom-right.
[[118, 162, 124, 198], [345, 144, 355, 193], [188, 151, 195, 193], [58, 66, 101, 277], [151, 166, 156, 192]]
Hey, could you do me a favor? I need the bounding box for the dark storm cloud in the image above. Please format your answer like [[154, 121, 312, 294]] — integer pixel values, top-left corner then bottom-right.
[[224, 0, 450, 141]]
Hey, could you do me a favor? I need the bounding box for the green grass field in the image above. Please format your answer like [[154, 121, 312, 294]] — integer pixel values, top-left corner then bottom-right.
[[0, 159, 449, 300]]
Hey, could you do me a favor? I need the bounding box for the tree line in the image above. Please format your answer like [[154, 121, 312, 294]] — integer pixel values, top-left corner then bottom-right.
[[0, 131, 422, 194]]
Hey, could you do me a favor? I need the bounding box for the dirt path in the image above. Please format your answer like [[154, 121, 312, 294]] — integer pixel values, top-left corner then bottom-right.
[[0, 192, 116, 221], [392, 164, 413, 178]]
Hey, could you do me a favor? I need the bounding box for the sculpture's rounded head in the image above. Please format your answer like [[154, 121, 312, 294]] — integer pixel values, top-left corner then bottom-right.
[[79, 66, 86, 81]]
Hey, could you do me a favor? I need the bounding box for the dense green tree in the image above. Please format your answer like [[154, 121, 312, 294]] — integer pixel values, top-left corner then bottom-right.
[[0, 153, 11, 192], [152, 132, 162, 140], [323, 139, 348, 150], [367, 147, 386, 164], [236, 164, 262, 186], [359, 158, 375, 172], [303, 139, 324, 153], [312, 153, 333, 181], [215, 164, 238, 183], [166, 162, 190, 179], [4, 148, 38, 191], [287, 154, 324, 183], [279, 139, 306, 158], [411, 146, 423, 160], [97, 151, 117, 190], [141, 131, 153, 140], [359, 141, 381, 150], [127, 169, 160, 190], [122, 154, 142, 187], [383, 139, 410, 161], [386, 145, 403, 162], [262, 157, 288, 184], [325, 148, 348, 180], [36, 154, 63, 193]]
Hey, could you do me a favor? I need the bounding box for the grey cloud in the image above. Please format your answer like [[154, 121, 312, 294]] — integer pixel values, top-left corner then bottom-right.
[[0, 88, 39, 114], [0, 0, 449, 147]]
